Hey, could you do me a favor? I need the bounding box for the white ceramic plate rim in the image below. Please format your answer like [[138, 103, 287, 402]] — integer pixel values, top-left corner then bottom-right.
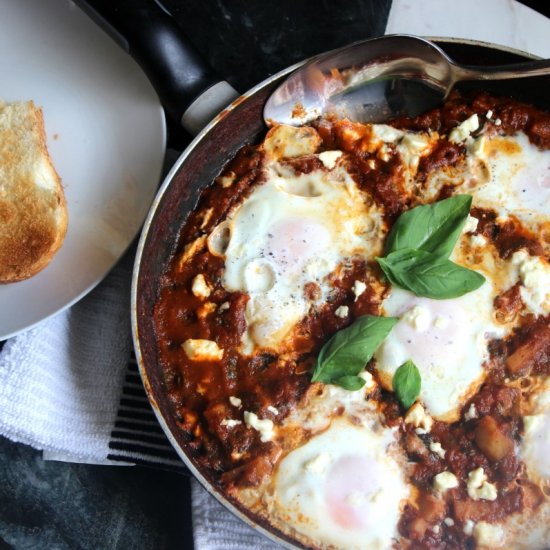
[[0, 0, 166, 340]]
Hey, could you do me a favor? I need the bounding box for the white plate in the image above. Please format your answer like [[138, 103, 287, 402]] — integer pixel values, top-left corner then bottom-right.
[[0, 0, 166, 340]]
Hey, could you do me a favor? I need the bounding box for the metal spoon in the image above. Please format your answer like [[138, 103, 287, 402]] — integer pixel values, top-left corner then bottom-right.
[[264, 34, 550, 125]]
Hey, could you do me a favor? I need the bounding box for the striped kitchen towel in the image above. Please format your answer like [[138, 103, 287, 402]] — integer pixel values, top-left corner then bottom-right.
[[104, 352, 184, 470]]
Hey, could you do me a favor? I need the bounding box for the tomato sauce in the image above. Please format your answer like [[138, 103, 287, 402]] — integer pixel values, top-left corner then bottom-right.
[[153, 90, 550, 548]]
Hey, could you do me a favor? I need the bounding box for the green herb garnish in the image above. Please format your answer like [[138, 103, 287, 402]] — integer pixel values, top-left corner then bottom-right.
[[385, 194, 473, 258], [377, 195, 485, 299], [311, 315, 398, 390], [393, 360, 421, 409], [377, 248, 485, 299]]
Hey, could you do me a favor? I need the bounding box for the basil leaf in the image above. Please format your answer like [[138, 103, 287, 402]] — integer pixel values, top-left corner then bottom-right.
[[393, 360, 421, 409], [377, 248, 485, 299], [385, 195, 472, 258], [312, 315, 398, 387], [333, 375, 366, 391]]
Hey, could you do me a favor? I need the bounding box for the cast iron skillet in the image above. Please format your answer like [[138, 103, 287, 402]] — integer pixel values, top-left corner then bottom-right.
[[77, 2, 550, 547]]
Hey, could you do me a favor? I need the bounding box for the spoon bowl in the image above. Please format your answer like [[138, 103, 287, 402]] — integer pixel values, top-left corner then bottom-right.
[[264, 35, 550, 125]]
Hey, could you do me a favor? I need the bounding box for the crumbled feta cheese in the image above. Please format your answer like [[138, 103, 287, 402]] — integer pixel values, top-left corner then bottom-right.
[[244, 411, 274, 442], [358, 370, 375, 388], [464, 403, 478, 421], [267, 405, 279, 415], [335, 305, 349, 318], [318, 150, 342, 169], [397, 133, 432, 171], [197, 302, 217, 320], [182, 339, 224, 361], [378, 144, 391, 162], [512, 251, 550, 314], [486, 110, 493, 120], [468, 468, 485, 490], [495, 118, 502, 126], [217, 171, 235, 188], [464, 215, 479, 233], [432, 525, 441, 534], [473, 522, 504, 547], [430, 441, 446, 459], [304, 452, 331, 474], [229, 396, 242, 408], [191, 273, 211, 299], [371, 124, 404, 143], [467, 468, 498, 501], [449, 114, 479, 143], [470, 234, 487, 247], [220, 419, 242, 428], [403, 132, 430, 150], [400, 132, 431, 154], [433, 471, 459, 494], [405, 403, 433, 434], [477, 482, 498, 501], [403, 305, 431, 332], [444, 518, 455, 527], [353, 280, 367, 300], [178, 235, 207, 267], [341, 126, 363, 143], [219, 302, 230, 312], [464, 519, 475, 536]]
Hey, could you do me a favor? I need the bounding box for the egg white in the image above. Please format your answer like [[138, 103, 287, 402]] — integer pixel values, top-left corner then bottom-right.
[[465, 132, 550, 226], [284, 371, 378, 434], [520, 377, 550, 488], [375, 280, 505, 422], [219, 158, 384, 352], [418, 131, 550, 232], [264, 416, 409, 550]]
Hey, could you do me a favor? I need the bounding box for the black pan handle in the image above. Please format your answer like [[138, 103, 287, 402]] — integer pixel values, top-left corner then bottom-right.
[[75, 0, 239, 135]]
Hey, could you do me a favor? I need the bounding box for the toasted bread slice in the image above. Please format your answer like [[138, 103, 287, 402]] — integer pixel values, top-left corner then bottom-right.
[[0, 100, 68, 283]]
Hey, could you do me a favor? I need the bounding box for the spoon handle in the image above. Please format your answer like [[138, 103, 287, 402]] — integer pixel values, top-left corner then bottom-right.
[[453, 58, 550, 82]]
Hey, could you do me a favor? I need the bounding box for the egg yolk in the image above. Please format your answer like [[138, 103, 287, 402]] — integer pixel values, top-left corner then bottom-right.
[[325, 455, 385, 530], [263, 216, 332, 276]]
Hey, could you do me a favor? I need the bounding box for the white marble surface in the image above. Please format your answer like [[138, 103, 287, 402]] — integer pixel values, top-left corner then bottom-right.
[[386, 0, 550, 57]]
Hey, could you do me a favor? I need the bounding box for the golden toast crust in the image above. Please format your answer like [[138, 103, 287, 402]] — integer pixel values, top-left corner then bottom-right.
[[0, 101, 68, 283]]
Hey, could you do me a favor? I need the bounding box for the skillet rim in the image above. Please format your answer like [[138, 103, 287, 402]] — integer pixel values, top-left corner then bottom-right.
[[131, 36, 542, 549]]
